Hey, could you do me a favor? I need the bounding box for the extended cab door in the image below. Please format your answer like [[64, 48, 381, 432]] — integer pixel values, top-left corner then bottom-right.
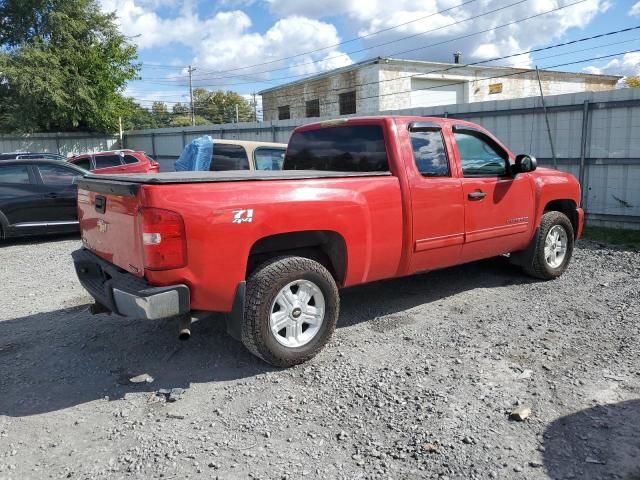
[[451, 126, 534, 262], [404, 122, 465, 272]]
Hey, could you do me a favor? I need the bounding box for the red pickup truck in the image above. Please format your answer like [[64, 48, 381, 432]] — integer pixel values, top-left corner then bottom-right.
[[72, 116, 583, 367]]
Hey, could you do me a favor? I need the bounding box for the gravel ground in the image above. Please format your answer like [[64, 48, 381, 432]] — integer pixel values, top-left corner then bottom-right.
[[0, 234, 639, 480]]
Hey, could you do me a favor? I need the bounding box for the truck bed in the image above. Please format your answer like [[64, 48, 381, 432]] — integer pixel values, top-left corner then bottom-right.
[[77, 170, 391, 187]]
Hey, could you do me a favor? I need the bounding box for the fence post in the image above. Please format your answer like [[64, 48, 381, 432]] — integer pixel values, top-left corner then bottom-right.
[[182, 130, 187, 148], [55, 133, 61, 154], [151, 133, 157, 159], [271, 123, 276, 142], [579, 100, 590, 211]]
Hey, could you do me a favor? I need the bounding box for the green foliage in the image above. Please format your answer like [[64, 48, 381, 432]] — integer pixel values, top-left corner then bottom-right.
[[583, 226, 640, 251], [624, 76, 640, 88], [0, 0, 139, 133], [193, 88, 254, 124]]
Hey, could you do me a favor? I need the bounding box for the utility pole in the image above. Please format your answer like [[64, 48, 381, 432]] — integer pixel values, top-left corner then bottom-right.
[[252, 93, 257, 122], [535, 66, 557, 170], [188, 65, 196, 126]]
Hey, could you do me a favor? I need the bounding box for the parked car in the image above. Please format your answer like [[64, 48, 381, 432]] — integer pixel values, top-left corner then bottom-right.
[[68, 150, 160, 174], [209, 140, 287, 171], [0, 152, 66, 161], [0, 159, 86, 239], [72, 116, 584, 367]]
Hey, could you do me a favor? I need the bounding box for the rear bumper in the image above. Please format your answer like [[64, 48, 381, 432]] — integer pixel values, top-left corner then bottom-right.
[[72, 248, 190, 320]]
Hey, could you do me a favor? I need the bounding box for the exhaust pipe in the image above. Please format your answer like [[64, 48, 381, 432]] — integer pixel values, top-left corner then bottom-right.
[[178, 314, 192, 341]]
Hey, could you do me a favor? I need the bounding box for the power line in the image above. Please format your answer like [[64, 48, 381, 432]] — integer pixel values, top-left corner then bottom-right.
[[133, 0, 590, 90], [189, 0, 533, 81], [191, 0, 487, 77]]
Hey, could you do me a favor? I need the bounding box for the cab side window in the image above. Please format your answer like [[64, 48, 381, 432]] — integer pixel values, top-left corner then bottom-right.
[[410, 130, 450, 177], [454, 130, 508, 177]]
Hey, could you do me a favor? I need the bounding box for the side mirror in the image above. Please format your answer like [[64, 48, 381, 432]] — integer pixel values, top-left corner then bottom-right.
[[514, 154, 537, 175]]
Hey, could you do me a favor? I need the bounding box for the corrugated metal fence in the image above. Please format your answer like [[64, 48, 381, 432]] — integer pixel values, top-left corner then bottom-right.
[[0, 131, 119, 157], [123, 88, 640, 229], [1, 88, 638, 229]]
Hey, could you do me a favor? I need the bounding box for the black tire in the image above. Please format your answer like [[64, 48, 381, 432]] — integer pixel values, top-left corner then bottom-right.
[[523, 211, 574, 280], [241, 256, 339, 367]]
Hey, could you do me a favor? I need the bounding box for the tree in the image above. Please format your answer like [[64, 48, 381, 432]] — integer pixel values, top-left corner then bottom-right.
[[151, 101, 171, 127], [0, 0, 139, 132], [624, 76, 640, 88], [193, 88, 253, 124]]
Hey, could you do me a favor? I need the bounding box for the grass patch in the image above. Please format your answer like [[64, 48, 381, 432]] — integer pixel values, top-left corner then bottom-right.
[[582, 226, 640, 250]]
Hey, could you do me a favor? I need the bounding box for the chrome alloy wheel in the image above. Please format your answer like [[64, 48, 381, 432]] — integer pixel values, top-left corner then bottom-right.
[[544, 224, 568, 268], [269, 280, 326, 348]]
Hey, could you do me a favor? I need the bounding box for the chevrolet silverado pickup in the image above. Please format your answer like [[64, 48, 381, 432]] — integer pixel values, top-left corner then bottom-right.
[[72, 116, 584, 367]]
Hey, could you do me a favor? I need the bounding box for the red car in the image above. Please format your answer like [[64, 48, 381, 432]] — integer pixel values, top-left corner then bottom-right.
[[73, 116, 583, 367], [68, 150, 160, 174]]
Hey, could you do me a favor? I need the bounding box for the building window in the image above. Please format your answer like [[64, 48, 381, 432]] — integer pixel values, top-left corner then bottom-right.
[[305, 99, 320, 118], [278, 105, 290, 120], [339, 91, 356, 115]]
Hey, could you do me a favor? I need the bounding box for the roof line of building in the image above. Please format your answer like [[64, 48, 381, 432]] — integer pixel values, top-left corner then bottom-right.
[[257, 56, 621, 95]]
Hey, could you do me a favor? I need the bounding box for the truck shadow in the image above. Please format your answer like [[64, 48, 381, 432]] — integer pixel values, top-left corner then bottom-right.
[[543, 400, 640, 480], [0, 256, 533, 417]]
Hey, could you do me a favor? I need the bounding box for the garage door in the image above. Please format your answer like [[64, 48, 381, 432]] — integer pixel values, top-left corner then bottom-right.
[[410, 78, 463, 108]]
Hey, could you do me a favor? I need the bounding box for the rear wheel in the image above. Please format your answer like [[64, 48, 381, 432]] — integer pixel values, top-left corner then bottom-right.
[[241, 256, 339, 367], [522, 211, 574, 280]]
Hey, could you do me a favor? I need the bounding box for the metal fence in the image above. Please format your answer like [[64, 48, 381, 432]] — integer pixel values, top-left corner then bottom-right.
[[0, 132, 119, 157], [2, 88, 637, 229], [123, 88, 640, 229]]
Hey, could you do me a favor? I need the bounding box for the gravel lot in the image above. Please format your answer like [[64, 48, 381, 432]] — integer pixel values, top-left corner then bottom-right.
[[0, 235, 639, 480]]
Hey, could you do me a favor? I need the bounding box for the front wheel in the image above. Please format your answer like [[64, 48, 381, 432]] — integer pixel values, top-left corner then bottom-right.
[[522, 211, 575, 280], [241, 256, 339, 367]]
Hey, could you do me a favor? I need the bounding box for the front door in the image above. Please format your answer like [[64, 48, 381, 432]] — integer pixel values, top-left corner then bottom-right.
[[406, 124, 465, 273], [452, 128, 534, 262]]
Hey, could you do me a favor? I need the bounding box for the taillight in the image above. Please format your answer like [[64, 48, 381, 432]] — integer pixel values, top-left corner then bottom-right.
[[138, 207, 187, 270]]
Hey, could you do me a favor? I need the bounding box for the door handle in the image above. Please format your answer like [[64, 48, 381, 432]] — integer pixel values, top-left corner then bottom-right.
[[45, 192, 59, 198], [468, 191, 487, 200]]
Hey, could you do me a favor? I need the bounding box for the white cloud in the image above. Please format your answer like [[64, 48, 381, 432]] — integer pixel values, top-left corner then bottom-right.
[[630, 1, 640, 16], [264, 0, 610, 68], [99, 1, 353, 88], [582, 52, 640, 78]]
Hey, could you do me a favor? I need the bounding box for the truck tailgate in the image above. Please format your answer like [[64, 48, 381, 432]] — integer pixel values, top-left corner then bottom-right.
[[76, 179, 145, 277]]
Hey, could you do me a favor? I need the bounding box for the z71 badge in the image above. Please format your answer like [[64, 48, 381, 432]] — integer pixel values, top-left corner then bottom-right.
[[232, 209, 254, 224]]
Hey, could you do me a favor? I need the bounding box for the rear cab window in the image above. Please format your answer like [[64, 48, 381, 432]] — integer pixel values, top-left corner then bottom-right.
[[255, 148, 286, 170], [284, 124, 388, 171], [211, 144, 249, 171], [0, 165, 31, 184]]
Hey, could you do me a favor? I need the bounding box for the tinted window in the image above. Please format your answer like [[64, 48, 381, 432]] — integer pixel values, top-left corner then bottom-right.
[[211, 144, 249, 171], [410, 130, 450, 177], [255, 148, 286, 170], [94, 155, 122, 169], [37, 164, 81, 184], [71, 158, 91, 170], [0, 165, 30, 184], [284, 125, 388, 172], [454, 131, 507, 177], [123, 154, 139, 164]]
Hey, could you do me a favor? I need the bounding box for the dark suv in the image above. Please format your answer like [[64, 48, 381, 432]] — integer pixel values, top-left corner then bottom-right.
[[0, 159, 86, 239]]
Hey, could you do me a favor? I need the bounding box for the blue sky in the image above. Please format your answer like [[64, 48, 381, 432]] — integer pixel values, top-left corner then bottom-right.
[[99, 0, 640, 114]]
